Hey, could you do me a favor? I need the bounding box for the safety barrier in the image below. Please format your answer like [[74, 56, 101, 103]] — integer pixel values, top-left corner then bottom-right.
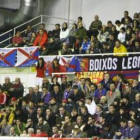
[[0, 15, 76, 48]]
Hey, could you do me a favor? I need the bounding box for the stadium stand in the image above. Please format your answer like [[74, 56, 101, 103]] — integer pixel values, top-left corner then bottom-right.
[[1, 10, 140, 140]]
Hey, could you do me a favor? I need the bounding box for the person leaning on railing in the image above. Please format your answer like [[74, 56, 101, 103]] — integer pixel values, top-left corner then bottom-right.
[[12, 30, 26, 47], [113, 39, 127, 56]]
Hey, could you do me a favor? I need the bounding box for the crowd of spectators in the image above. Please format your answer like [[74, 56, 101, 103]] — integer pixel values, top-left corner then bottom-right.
[[1, 11, 140, 139], [0, 73, 140, 139], [11, 11, 140, 56]]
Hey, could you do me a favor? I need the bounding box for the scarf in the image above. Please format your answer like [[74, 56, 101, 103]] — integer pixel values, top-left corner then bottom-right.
[[62, 27, 67, 31], [12, 83, 21, 89]]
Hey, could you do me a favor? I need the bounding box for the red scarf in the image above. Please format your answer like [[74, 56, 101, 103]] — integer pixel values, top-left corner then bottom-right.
[[12, 83, 21, 89]]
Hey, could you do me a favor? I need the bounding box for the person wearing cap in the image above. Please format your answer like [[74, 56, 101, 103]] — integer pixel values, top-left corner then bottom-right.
[[68, 85, 85, 108], [0, 87, 6, 108], [48, 97, 58, 114], [79, 36, 90, 54], [85, 96, 96, 115], [125, 119, 140, 140]]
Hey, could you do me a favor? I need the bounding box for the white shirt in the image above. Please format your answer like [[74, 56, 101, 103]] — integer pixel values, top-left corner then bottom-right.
[[118, 32, 126, 43], [85, 101, 96, 115], [60, 28, 70, 39], [115, 24, 124, 32]]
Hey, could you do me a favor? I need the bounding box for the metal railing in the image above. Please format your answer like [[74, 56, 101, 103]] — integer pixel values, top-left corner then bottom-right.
[[0, 15, 76, 48]]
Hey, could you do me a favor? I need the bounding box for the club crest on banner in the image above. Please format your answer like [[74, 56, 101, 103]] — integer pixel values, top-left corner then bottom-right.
[[0, 52, 5, 61]]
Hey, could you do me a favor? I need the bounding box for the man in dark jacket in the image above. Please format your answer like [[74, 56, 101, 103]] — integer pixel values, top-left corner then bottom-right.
[[100, 122, 117, 139], [46, 37, 59, 54], [68, 85, 85, 107], [56, 106, 69, 125], [36, 117, 51, 136], [83, 116, 99, 137], [76, 22, 87, 40], [51, 85, 63, 105]]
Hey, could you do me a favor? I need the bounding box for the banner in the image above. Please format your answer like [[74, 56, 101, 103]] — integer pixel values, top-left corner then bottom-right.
[[42, 54, 140, 76], [76, 72, 104, 84], [16, 47, 39, 67], [0, 47, 39, 67], [0, 48, 17, 67], [88, 54, 140, 71]]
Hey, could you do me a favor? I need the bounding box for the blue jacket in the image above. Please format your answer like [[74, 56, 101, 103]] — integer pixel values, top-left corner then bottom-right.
[[42, 92, 51, 105], [94, 88, 107, 99], [81, 41, 90, 51], [125, 125, 140, 140]]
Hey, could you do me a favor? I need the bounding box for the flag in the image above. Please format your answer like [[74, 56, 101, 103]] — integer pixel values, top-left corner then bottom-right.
[[15, 47, 39, 67], [67, 56, 76, 72], [59, 57, 67, 72], [0, 48, 17, 67], [75, 57, 81, 72], [108, 70, 139, 79], [44, 56, 56, 76]]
